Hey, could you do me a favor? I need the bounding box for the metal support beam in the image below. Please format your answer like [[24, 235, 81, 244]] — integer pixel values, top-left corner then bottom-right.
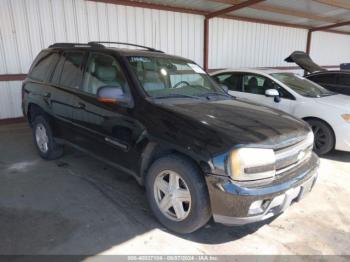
[[306, 30, 312, 55], [204, 18, 210, 71], [204, 0, 265, 70], [311, 20, 350, 32], [206, 0, 265, 19]]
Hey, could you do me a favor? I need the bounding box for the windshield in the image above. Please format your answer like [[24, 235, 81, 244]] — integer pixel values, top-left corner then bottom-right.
[[127, 56, 228, 99], [271, 73, 334, 98]]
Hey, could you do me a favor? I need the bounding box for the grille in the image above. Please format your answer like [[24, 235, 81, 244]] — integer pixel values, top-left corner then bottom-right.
[[275, 137, 313, 175]]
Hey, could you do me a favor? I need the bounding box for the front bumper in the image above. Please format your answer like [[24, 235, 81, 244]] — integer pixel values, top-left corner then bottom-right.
[[334, 121, 350, 152], [206, 153, 319, 226]]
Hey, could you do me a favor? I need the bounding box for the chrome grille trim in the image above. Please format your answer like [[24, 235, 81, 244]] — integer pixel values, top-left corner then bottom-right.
[[275, 137, 313, 175]]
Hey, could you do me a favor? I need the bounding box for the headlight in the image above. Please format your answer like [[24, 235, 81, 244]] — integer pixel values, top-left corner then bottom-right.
[[229, 148, 276, 181], [306, 131, 315, 148], [342, 114, 350, 122]]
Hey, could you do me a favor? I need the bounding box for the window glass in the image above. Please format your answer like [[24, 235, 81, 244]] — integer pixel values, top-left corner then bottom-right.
[[271, 73, 335, 98], [337, 75, 350, 86], [59, 52, 84, 89], [82, 53, 130, 96], [127, 56, 228, 100], [29, 51, 60, 82], [309, 74, 334, 84], [242, 74, 273, 95], [214, 73, 242, 91], [51, 55, 65, 85]]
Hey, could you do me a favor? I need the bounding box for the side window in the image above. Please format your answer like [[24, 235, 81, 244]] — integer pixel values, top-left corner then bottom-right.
[[242, 74, 273, 95], [54, 52, 85, 89], [214, 73, 242, 91], [29, 51, 60, 82], [82, 53, 130, 96], [309, 74, 334, 85], [275, 84, 295, 100], [337, 74, 350, 86]]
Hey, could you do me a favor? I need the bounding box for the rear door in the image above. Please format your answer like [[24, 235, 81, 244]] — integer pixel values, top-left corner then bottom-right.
[[69, 51, 142, 174], [48, 50, 87, 141]]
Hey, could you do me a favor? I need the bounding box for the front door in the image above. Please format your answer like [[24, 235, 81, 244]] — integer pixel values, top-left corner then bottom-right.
[[70, 51, 143, 175], [216, 72, 295, 114]]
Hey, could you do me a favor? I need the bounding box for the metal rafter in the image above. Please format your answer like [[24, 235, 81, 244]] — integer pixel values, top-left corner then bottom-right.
[[206, 0, 265, 19], [311, 20, 350, 31], [313, 0, 350, 10], [210, 0, 340, 23]]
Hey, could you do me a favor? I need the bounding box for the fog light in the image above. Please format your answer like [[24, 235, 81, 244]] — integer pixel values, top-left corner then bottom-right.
[[248, 200, 264, 215]]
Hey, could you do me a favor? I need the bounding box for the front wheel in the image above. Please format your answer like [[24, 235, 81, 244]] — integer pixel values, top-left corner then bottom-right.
[[307, 119, 335, 155], [146, 155, 211, 234]]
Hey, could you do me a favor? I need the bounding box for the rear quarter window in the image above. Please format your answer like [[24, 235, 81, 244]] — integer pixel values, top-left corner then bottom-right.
[[28, 51, 60, 82], [337, 74, 350, 86], [308, 74, 335, 85]]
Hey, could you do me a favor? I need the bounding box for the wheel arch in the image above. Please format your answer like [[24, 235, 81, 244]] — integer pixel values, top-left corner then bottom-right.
[[139, 142, 211, 185], [302, 116, 336, 148], [27, 103, 46, 126]]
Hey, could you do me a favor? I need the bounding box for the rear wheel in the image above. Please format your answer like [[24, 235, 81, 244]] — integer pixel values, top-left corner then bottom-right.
[[306, 119, 334, 155], [32, 115, 64, 160], [146, 154, 211, 234]]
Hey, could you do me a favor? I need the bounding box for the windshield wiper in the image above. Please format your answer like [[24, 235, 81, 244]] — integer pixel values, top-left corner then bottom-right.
[[154, 94, 201, 99]]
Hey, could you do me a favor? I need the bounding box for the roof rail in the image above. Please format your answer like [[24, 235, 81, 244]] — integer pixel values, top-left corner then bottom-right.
[[87, 41, 164, 53], [49, 42, 104, 48]]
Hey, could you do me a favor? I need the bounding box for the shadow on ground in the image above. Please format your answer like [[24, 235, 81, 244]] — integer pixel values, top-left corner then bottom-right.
[[320, 150, 350, 163], [0, 123, 273, 255]]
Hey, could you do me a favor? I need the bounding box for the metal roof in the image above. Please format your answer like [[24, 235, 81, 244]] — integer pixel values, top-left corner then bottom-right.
[[128, 0, 350, 33]]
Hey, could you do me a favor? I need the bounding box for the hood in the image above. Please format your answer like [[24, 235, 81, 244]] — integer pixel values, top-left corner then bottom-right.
[[285, 51, 326, 74], [156, 99, 311, 155], [315, 94, 350, 111]]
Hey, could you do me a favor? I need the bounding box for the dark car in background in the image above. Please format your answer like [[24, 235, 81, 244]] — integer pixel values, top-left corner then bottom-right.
[[22, 42, 319, 233], [285, 51, 350, 96]]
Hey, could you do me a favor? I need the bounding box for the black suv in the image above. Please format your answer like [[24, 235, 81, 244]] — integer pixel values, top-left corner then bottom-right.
[[22, 42, 319, 233]]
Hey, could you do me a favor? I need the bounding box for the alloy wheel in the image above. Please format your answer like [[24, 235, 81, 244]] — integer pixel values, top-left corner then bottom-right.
[[35, 123, 49, 153], [153, 170, 191, 221]]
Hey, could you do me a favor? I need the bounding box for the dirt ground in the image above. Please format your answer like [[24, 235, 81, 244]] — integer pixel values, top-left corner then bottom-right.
[[0, 122, 349, 256]]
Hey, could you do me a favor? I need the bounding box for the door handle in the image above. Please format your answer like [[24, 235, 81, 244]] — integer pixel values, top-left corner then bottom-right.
[[77, 102, 86, 109]]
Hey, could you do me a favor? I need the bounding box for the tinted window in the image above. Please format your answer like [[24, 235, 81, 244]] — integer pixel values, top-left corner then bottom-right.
[[337, 74, 350, 86], [214, 73, 242, 91], [29, 51, 60, 81], [83, 53, 130, 96], [59, 52, 85, 88], [127, 56, 227, 99], [243, 74, 274, 95], [271, 73, 334, 98], [309, 74, 335, 84]]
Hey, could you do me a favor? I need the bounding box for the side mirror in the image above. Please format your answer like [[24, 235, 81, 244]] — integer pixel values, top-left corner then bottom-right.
[[265, 89, 281, 103], [97, 85, 129, 104], [220, 84, 229, 93]]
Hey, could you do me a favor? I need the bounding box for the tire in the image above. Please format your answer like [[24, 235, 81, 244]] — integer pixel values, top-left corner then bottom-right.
[[32, 115, 64, 160], [306, 119, 334, 155], [145, 154, 211, 234]]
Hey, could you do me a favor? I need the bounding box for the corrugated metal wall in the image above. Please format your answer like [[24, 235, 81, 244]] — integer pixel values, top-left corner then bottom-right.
[[208, 17, 308, 69], [0, 0, 204, 119], [0, 0, 204, 74], [310, 31, 350, 66]]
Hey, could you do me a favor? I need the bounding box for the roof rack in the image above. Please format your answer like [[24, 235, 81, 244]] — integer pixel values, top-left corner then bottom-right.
[[49, 42, 104, 48], [87, 41, 164, 53]]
